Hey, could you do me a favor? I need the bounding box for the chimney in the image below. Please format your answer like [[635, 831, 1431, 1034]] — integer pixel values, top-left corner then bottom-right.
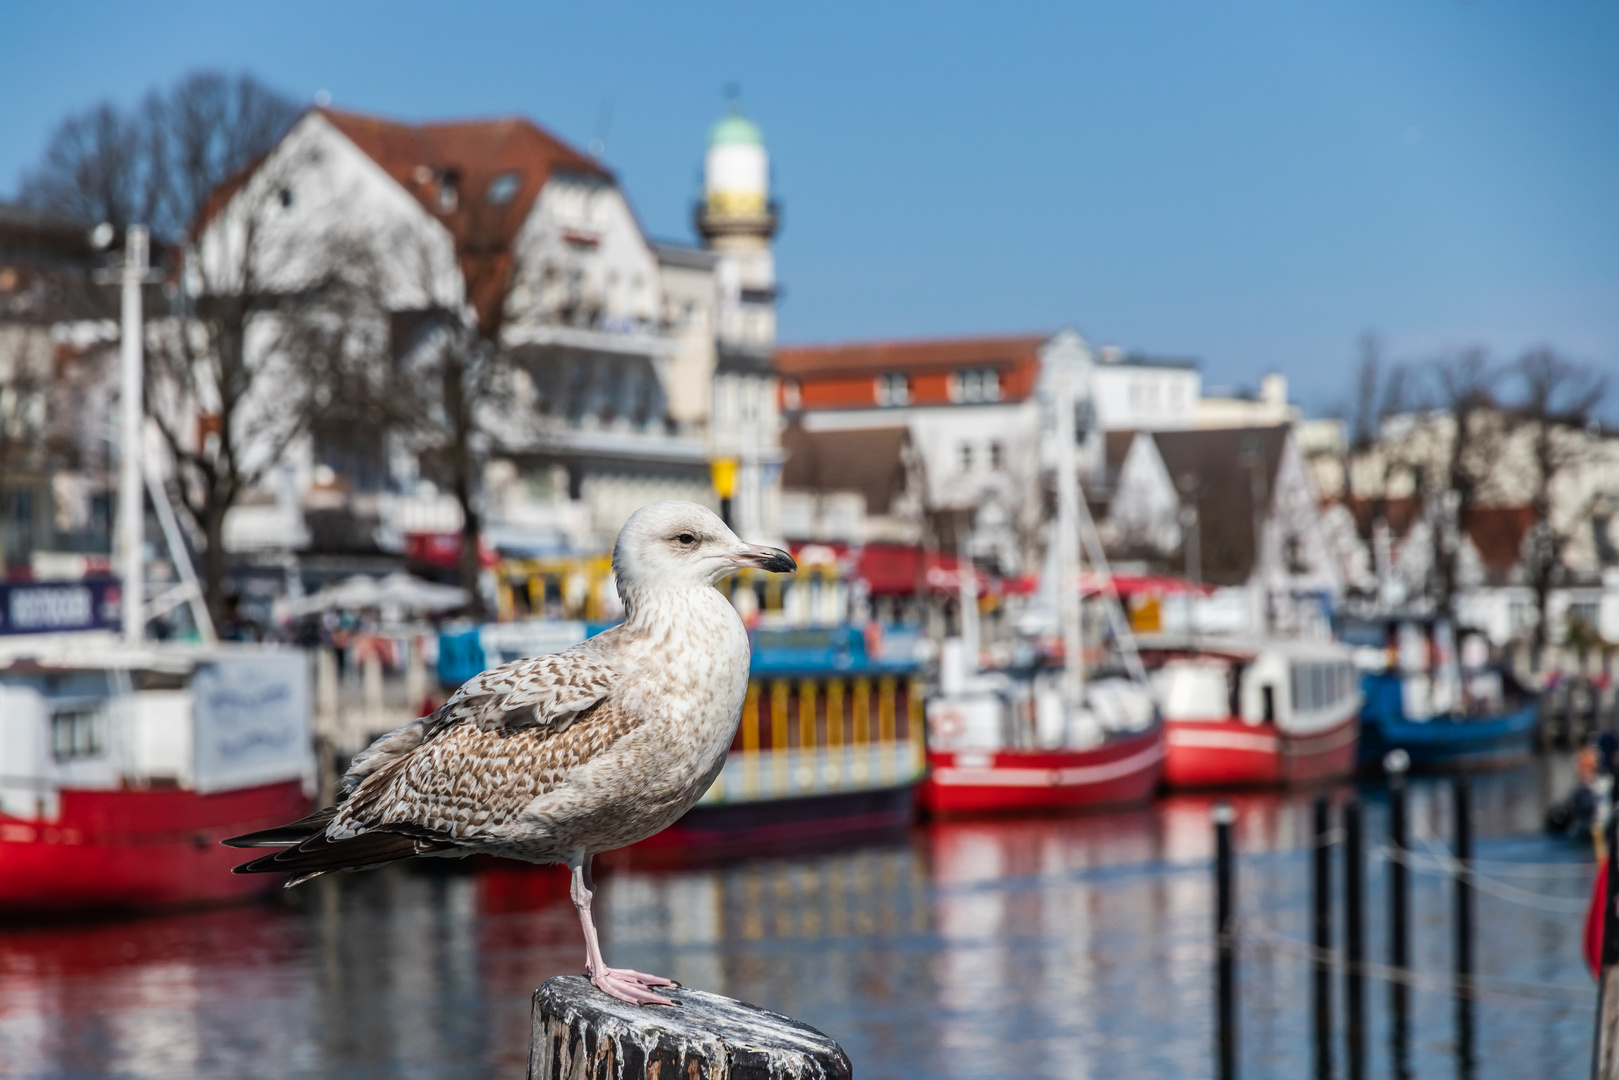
[[1260, 372, 1287, 409]]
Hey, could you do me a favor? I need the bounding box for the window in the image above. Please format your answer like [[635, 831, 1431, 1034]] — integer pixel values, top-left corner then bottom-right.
[[875, 373, 910, 407], [989, 441, 1005, 470], [52, 707, 105, 762], [438, 170, 460, 213], [486, 171, 521, 205], [951, 368, 1000, 403], [278, 187, 294, 209], [958, 442, 974, 472]]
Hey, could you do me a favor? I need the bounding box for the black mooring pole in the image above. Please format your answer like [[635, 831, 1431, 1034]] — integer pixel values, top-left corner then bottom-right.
[[1215, 802, 1237, 1080], [1312, 793, 1333, 1080], [1595, 806, 1619, 1079], [1384, 750, 1411, 1080], [1344, 797, 1366, 1080], [1453, 775, 1475, 1080]]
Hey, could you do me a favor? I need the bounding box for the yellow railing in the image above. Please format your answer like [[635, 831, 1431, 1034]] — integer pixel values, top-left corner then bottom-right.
[[495, 555, 614, 622], [704, 673, 927, 805]]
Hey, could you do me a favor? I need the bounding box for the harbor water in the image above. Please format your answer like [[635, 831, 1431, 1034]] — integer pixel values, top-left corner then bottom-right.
[[0, 755, 1594, 1079]]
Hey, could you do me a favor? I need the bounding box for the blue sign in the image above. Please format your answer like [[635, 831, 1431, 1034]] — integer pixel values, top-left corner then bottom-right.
[[0, 579, 120, 635]]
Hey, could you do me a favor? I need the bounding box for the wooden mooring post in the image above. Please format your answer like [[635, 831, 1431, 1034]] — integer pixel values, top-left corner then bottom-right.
[[1213, 801, 1238, 1080], [1384, 750, 1412, 1080], [1310, 793, 1333, 1080], [1343, 797, 1366, 1080], [1452, 776, 1476, 1079], [1596, 806, 1619, 1079], [529, 976, 852, 1080]]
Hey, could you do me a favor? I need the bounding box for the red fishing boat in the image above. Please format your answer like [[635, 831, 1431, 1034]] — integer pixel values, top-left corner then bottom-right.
[[0, 637, 313, 912], [920, 719, 1164, 816], [1140, 637, 1361, 788]]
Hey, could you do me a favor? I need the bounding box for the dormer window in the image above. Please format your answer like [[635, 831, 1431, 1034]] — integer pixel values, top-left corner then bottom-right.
[[438, 169, 461, 213], [486, 171, 521, 206], [875, 372, 911, 407], [950, 367, 1000, 403]]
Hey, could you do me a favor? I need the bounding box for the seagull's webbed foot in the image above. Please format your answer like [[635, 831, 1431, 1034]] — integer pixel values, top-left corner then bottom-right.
[[589, 965, 678, 1006]]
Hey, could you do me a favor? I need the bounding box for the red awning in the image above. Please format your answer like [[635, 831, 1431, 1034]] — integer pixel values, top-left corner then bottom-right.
[[405, 532, 498, 570], [786, 541, 997, 597], [1080, 572, 1214, 597], [858, 544, 991, 597]]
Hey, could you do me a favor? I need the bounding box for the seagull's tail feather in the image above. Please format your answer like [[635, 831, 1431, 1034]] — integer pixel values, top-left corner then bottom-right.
[[221, 806, 339, 848], [231, 828, 448, 885]]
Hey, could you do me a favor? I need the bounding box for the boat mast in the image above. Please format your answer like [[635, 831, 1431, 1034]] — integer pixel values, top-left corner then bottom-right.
[[956, 521, 980, 678], [1052, 363, 1085, 709], [118, 227, 148, 644]]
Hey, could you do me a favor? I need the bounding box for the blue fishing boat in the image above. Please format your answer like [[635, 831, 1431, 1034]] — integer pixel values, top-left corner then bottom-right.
[[1345, 614, 1541, 770], [1356, 670, 1540, 770]]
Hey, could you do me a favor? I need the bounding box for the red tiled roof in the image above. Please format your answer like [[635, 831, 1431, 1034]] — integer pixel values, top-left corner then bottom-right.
[[1150, 425, 1292, 586], [1462, 505, 1536, 580], [780, 422, 911, 514], [200, 106, 610, 333], [321, 108, 608, 332], [775, 334, 1047, 377]]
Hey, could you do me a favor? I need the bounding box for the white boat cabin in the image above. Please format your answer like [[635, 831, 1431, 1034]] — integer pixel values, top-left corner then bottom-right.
[[1147, 639, 1360, 734], [0, 636, 312, 821]]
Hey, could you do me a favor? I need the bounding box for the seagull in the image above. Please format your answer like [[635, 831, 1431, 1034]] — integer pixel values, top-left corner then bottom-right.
[[225, 501, 796, 1005]]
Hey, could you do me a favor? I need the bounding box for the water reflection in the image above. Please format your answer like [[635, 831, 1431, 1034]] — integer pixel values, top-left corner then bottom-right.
[[0, 758, 1594, 1079]]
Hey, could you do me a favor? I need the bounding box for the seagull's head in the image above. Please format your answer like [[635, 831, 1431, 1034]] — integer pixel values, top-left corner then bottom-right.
[[612, 501, 796, 603]]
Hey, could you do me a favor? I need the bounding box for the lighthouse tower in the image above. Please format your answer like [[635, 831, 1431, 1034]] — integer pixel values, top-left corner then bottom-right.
[[696, 99, 779, 348], [696, 96, 781, 545]]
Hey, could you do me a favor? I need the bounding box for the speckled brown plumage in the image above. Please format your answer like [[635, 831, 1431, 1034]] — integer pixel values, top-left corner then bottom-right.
[[227, 500, 792, 878], [226, 501, 798, 1005]]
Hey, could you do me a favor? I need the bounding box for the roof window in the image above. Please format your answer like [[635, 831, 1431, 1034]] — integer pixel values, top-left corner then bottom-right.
[[875, 373, 911, 408], [487, 171, 521, 206], [438, 169, 460, 213], [950, 367, 1000, 403]]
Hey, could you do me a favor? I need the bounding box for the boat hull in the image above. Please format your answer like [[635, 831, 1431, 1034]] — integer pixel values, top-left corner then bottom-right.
[[0, 780, 310, 913], [1357, 698, 1540, 771], [1162, 714, 1359, 788], [919, 726, 1165, 817], [619, 783, 918, 865]]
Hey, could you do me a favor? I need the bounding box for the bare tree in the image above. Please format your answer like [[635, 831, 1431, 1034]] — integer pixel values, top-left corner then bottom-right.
[[1333, 333, 1424, 607], [18, 71, 324, 624], [1426, 349, 1509, 617], [21, 73, 296, 241], [151, 201, 390, 626], [381, 194, 534, 617], [1512, 347, 1608, 661]]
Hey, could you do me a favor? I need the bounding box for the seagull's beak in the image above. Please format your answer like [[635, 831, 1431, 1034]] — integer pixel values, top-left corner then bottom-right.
[[730, 544, 797, 574]]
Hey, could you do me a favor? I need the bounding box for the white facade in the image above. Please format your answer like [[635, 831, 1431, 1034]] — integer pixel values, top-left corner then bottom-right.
[[187, 106, 783, 558], [1088, 353, 1202, 432]]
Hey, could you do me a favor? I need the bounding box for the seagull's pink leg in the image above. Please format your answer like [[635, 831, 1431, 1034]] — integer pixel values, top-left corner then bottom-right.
[[570, 857, 678, 1006]]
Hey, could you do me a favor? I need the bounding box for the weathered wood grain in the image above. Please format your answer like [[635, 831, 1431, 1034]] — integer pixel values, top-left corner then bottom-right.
[[528, 975, 851, 1080]]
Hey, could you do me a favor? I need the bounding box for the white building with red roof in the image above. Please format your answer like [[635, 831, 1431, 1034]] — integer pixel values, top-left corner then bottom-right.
[[191, 102, 783, 563]]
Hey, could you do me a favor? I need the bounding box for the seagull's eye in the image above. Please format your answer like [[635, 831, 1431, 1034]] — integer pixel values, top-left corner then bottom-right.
[[677, 533, 697, 545]]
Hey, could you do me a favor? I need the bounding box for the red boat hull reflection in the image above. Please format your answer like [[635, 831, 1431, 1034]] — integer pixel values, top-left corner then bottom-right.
[[0, 780, 309, 912]]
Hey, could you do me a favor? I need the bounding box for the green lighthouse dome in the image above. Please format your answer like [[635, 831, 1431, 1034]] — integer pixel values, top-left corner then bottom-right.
[[708, 109, 763, 147]]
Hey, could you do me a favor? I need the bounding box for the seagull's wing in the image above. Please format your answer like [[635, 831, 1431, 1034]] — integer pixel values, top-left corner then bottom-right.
[[339, 648, 615, 796], [330, 698, 641, 842], [229, 648, 630, 881]]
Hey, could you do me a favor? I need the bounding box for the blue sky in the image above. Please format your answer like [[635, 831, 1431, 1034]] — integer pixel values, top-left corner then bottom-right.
[[4, 1, 1615, 416]]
